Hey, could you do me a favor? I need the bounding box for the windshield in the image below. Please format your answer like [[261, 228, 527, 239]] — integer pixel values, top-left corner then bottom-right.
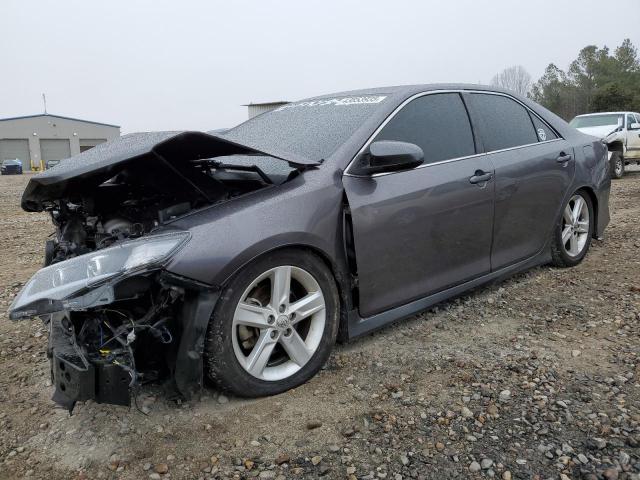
[[221, 95, 389, 162], [570, 114, 623, 129], [2, 160, 20, 166]]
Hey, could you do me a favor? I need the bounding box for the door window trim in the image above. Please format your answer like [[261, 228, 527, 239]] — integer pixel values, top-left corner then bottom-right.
[[344, 89, 564, 178]]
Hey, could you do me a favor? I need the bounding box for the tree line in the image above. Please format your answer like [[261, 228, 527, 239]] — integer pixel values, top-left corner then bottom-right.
[[491, 39, 640, 121]]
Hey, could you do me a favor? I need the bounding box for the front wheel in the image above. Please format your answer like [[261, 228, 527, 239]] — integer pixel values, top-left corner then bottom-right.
[[610, 152, 624, 179], [550, 191, 594, 268], [204, 249, 339, 397]]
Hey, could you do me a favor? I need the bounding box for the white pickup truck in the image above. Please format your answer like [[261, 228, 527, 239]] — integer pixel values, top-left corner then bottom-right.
[[570, 111, 640, 179]]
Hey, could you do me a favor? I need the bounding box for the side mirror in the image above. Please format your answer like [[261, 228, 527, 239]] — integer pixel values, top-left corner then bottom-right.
[[629, 122, 640, 130], [357, 140, 424, 175]]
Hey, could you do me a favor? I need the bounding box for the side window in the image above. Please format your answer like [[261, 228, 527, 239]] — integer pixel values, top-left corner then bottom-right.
[[374, 93, 476, 164], [627, 114, 636, 128], [469, 93, 538, 151], [529, 113, 558, 142]]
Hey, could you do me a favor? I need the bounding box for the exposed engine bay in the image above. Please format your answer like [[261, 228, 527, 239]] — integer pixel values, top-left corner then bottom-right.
[[44, 155, 291, 266], [11, 131, 306, 411]]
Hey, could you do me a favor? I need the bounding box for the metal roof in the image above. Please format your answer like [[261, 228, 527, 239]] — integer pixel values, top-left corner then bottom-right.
[[242, 101, 290, 107], [0, 113, 120, 128]]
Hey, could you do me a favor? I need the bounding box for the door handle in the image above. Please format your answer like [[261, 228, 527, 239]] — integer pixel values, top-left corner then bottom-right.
[[469, 170, 493, 184], [556, 152, 573, 163]]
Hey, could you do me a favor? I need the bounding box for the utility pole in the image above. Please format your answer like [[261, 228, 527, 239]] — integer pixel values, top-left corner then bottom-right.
[[42, 93, 47, 114]]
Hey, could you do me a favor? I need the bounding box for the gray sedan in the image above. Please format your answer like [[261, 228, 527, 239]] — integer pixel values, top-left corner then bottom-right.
[[10, 84, 610, 410]]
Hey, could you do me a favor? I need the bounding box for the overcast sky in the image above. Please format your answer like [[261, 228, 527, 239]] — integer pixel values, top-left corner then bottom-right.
[[2, 0, 639, 133]]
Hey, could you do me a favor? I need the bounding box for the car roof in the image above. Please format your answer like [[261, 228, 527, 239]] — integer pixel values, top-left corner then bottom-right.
[[306, 83, 514, 100]]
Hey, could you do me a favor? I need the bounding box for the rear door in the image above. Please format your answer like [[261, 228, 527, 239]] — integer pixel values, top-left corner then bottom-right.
[[343, 92, 495, 317], [465, 92, 575, 271]]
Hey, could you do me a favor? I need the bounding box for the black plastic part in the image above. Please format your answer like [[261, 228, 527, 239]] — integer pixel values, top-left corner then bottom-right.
[[51, 352, 95, 411], [48, 313, 131, 412], [51, 352, 131, 411], [44, 239, 55, 266], [158, 202, 192, 223], [353, 140, 424, 175], [173, 290, 219, 400], [95, 363, 131, 406]]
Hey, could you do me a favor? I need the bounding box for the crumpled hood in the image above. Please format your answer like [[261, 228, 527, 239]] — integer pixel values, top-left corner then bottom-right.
[[21, 130, 318, 211], [575, 125, 619, 139]]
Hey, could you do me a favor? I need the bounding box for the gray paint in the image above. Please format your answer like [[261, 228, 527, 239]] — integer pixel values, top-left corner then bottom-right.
[[342, 156, 496, 317], [0, 114, 120, 170], [15, 84, 611, 339], [159, 84, 611, 337], [21, 130, 319, 211]]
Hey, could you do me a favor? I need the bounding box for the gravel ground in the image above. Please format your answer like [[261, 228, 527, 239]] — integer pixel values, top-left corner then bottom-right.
[[0, 170, 639, 480]]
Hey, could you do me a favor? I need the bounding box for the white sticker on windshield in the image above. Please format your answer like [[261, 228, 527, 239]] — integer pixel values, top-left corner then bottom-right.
[[274, 95, 387, 111]]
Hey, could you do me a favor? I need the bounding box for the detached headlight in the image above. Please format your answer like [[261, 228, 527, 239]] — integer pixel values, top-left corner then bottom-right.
[[9, 232, 189, 319]]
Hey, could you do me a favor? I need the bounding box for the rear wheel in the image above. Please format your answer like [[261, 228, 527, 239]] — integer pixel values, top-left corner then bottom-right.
[[204, 249, 339, 397], [611, 152, 624, 179], [551, 191, 593, 268]]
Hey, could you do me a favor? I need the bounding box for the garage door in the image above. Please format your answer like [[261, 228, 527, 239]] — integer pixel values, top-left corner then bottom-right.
[[79, 138, 107, 153], [0, 139, 31, 171], [40, 139, 71, 162]]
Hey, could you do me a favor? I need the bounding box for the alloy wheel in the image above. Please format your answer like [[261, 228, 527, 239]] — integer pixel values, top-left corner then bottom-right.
[[231, 265, 326, 381], [561, 194, 590, 257]]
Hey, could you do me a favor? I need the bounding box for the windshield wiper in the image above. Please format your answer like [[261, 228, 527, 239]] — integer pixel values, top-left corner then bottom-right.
[[205, 160, 274, 185]]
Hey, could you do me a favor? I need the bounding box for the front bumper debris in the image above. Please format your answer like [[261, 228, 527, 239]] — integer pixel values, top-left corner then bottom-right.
[[48, 313, 130, 412]]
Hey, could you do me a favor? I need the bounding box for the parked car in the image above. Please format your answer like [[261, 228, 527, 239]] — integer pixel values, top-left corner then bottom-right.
[[45, 159, 61, 170], [1, 159, 23, 175], [10, 84, 611, 411], [569, 111, 640, 179]]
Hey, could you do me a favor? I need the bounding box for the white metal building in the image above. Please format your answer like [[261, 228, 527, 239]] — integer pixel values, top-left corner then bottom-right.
[[245, 101, 290, 119], [0, 114, 120, 171]]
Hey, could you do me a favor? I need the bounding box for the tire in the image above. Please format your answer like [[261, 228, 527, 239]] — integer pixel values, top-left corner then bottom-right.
[[550, 190, 594, 268], [204, 249, 339, 397], [610, 152, 624, 179]]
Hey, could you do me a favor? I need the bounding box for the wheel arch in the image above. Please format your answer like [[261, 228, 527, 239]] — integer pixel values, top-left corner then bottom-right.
[[607, 141, 624, 154], [574, 185, 599, 239], [217, 242, 354, 343]]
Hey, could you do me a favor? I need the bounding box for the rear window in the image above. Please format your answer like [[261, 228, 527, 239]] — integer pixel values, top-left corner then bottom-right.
[[529, 113, 558, 142], [222, 95, 389, 162], [468, 93, 538, 151]]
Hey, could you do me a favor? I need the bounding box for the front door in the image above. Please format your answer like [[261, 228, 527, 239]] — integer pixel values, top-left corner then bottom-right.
[[343, 92, 495, 318]]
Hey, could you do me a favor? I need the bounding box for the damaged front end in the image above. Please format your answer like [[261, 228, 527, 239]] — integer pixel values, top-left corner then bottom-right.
[[10, 130, 314, 411], [11, 232, 217, 411], [45, 274, 218, 412]]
